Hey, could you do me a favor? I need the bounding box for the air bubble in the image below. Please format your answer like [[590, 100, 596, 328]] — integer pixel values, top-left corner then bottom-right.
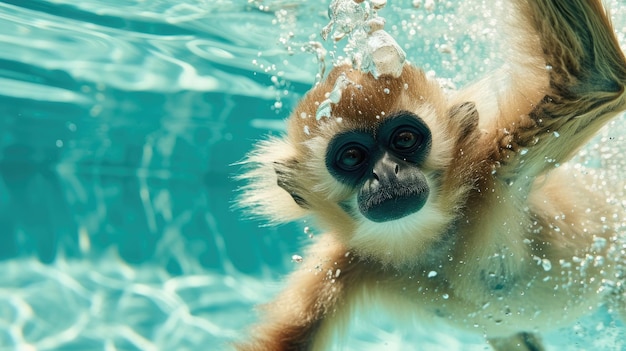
[[424, 0, 435, 11], [304, 226, 313, 238], [370, 0, 387, 10], [291, 255, 303, 263], [316, 100, 332, 120], [541, 258, 552, 271], [427, 271, 437, 278]]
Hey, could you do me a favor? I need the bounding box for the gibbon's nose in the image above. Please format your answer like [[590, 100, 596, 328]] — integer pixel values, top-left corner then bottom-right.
[[372, 152, 400, 184]]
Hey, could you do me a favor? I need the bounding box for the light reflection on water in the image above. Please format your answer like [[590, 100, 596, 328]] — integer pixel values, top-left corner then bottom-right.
[[0, 0, 625, 350]]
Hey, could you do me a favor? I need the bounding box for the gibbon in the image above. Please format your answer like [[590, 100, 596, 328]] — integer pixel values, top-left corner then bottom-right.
[[236, 0, 626, 350]]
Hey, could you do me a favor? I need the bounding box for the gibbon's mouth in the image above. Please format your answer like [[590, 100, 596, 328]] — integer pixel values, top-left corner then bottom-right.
[[357, 181, 430, 223]]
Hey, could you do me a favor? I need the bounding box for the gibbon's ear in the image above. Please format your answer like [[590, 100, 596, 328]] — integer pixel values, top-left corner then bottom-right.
[[448, 101, 479, 141], [236, 137, 309, 224], [274, 159, 310, 209]]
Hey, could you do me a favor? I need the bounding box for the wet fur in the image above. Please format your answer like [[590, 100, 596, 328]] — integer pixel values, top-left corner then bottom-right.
[[235, 0, 626, 350]]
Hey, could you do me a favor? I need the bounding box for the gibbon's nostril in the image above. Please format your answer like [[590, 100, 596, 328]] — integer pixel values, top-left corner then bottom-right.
[[373, 171, 380, 182], [394, 164, 399, 174]]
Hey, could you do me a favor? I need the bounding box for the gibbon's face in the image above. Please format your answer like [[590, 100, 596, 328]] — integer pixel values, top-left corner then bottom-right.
[[324, 111, 432, 222], [265, 65, 471, 265]]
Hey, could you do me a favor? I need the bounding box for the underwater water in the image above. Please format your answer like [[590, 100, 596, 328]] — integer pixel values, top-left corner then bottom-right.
[[0, 0, 626, 350]]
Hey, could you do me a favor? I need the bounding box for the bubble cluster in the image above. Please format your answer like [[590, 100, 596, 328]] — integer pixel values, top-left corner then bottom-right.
[[321, 0, 406, 78]]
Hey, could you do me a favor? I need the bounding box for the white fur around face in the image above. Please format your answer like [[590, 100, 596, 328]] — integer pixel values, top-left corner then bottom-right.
[[297, 109, 457, 268], [345, 180, 452, 268]]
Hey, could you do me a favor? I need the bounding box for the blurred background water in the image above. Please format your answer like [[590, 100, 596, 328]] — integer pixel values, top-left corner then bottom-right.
[[0, 0, 625, 350]]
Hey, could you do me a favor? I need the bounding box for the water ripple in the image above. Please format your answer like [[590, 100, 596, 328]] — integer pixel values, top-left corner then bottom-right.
[[0, 257, 622, 350], [0, 77, 90, 103], [0, 0, 303, 94], [1, 0, 197, 36]]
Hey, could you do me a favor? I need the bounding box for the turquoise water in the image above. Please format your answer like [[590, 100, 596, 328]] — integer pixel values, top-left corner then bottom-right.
[[0, 0, 625, 350]]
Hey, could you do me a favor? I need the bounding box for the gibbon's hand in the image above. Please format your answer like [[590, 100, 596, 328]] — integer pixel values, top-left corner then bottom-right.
[[459, 0, 626, 183]]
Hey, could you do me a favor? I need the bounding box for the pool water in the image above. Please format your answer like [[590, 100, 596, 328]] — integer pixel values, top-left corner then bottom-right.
[[0, 0, 625, 350]]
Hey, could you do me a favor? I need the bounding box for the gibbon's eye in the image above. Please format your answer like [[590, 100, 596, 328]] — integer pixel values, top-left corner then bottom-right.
[[337, 144, 368, 171], [378, 111, 432, 163], [326, 131, 374, 185], [390, 129, 423, 152]]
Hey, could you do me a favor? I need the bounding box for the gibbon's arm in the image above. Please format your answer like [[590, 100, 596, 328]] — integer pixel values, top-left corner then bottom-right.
[[459, 0, 626, 181], [234, 236, 364, 351]]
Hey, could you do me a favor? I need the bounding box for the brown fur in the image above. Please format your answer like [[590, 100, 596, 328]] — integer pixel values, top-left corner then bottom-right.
[[236, 0, 626, 349]]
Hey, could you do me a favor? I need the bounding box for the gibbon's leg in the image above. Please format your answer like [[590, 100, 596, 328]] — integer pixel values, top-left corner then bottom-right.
[[233, 235, 365, 351], [488, 332, 545, 351], [469, 0, 626, 181]]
